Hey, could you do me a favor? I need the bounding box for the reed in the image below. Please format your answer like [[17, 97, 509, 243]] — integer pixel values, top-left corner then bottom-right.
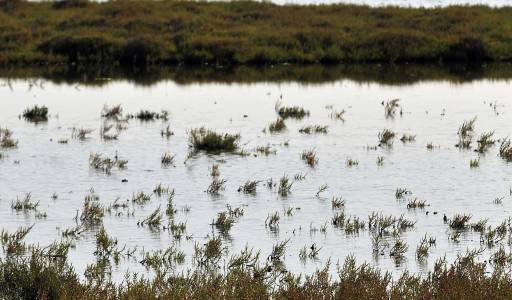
[[22, 105, 48, 122], [301, 149, 318, 167], [189, 127, 240, 153]]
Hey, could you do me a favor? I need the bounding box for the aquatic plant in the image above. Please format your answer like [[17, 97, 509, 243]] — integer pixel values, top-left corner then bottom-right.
[[265, 212, 280, 231], [316, 184, 328, 197], [22, 105, 48, 122], [378, 129, 395, 147], [161, 124, 174, 138], [346, 158, 359, 167], [331, 197, 345, 209], [384, 99, 401, 118], [469, 157, 480, 168], [278, 175, 292, 197], [268, 118, 286, 133], [207, 178, 227, 195], [189, 127, 240, 152], [376, 156, 385, 166], [140, 207, 162, 228], [406, 198, 427, 209], [79, 190, 104, 226], [276, 103, 309, 119], [89, 153, 127, 174], [238, 180, 261, 194], [0, 128, 18, 148], [400, 134, 416, 143], [101, 104, 123, 119], [499, 138, 512, 162], [210, 164, 220, 177], [456, 117, 476, 149], [449, 214, 472, 230], [301, 149, 318, 167], [476, 131, 495, 153], [161, 152, 175, 167], [395, 188, 411, 199], [299, 125, 328, 134], [72, 128, 94, 140], [128, 110, 168, 121], [11, 193, 39, 211], [213, 212, 236, 235], [255, 145, 277, 155], [131, 191, 152, 205], [0, 224, 34, 255]]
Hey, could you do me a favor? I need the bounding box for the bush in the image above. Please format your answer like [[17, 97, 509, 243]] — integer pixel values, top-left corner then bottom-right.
[[38, 34, 120, 63]]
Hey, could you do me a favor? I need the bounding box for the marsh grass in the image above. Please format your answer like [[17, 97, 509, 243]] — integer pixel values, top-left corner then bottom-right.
[[153, 184, 171, 197], [22, 105, 48, 122], [395, 188, 411, 199], [299, 125, 328, 134], [207, 178, 227, 195], [416, 234, 435, 260], [72, 127, 94, 140], [406, 198, 427, 209], [449, 214, 472, 230], [0, 224, 34, 255], [331, 197, 345, 209], [101, 104, 123, 120], [376, 156, 385, 166], [210, 164, 220, 177], [140, 207, 162, 228], [456, 117, 476, 149], [346, 158, 359, 167], [499, 138, 512, 162], [255, 145, 277, 156], [470, 158, 480, 168], [378, 129, 395, 147], [276, 103, 310, 120], [294, 172, 307, 181], [329, 109, 346, 121], [389, 238, 408, 263], [0, 128, 18, 148], [278, 175, 293, 197], [189, 127, 240, 153], [301, 149, 318, 167], [238, 180, 261, 194], [400, 134, 416, 143], [11, 193, 39, 211], [128, 110, 168, 121], [161, 152, 175, 167], [131, 191, 152, 205], [268, 118, 286, 133], [315, 184, 328, 197], [384, 99, 401, 118], [476, 131, 495, 153], [79, 190, 104, 226], [89, 153, 127, 174], [161, 124, 174, 138], [213, 212, 236, 235], [265, 212, 280, 231]]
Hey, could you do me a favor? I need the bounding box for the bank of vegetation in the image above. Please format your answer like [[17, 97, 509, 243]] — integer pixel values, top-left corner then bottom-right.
[[1, 1, 512, 66]]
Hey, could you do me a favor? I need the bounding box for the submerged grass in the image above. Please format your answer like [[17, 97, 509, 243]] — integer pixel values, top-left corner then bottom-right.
[[22, 105, 48, 122], [189, 127, 240, 153]]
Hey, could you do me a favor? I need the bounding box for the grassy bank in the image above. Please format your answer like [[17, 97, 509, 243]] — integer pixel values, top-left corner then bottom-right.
[[1, 1, 512, 66], [1, 246, 512, 299]]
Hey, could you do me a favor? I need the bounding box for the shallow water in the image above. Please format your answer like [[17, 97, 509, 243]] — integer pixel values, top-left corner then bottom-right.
[[0, 72, 511, 281]]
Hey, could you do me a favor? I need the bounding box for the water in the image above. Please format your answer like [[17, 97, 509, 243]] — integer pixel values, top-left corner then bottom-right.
[[0, 67, 511, 281]]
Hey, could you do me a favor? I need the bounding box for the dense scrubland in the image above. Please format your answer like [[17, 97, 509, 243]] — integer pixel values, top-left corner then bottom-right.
[[1, 0, 512, 65]]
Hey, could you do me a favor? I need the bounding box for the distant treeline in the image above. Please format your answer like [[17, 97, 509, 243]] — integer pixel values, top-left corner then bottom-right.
[[1, 0, 512, 66]]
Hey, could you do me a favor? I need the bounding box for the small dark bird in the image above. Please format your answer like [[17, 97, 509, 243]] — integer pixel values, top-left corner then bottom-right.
[[122, 179, 128, 183], [443, 214, 448, 223]]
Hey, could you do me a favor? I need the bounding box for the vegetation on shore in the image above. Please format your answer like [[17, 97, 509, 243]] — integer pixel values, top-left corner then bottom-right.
[[1, 244, 512, 299], [1, 1, 512, 66]]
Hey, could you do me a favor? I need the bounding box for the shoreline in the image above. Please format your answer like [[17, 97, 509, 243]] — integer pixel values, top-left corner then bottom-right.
[[1, 1, 512, 66]]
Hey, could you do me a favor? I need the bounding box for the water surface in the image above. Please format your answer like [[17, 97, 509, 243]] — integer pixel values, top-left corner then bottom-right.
[[0, 66, 511, 281]]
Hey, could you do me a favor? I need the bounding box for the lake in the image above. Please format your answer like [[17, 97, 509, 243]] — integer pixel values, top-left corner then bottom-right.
[[1, 64, 511, 282]]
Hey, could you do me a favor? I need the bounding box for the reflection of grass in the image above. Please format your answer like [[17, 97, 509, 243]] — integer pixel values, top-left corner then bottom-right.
[[3, 63, 512, 87], [1, 3, 512, 65]]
